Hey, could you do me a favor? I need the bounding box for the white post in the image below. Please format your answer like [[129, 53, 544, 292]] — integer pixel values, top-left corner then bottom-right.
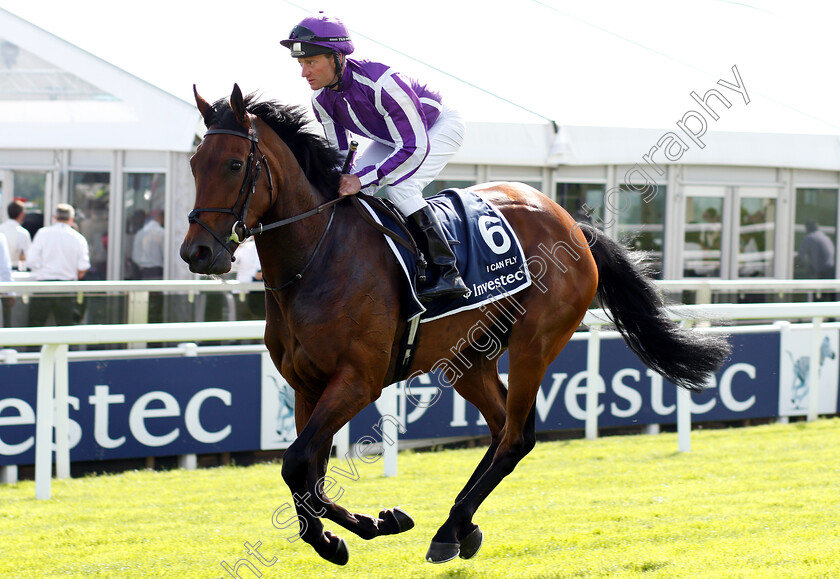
[[0, 465, 17, 484], [381, 385, 398, 477], [807, 316, 823, 422], [178, 343, 198, 469], [54, 345, 70, 479], [35, 344, 58, 500], [585, 324, 601, 440], [642, 424, 660, 435], [128, 291, 149, 348], [677, 388, 692, 452], [677, 319, 695, 452], [178, 454, 197, 470], [775, 321, 791, 424], [696, 281, 712, 304], [1, 349, 20, 484], [334, 423, 350, 460]]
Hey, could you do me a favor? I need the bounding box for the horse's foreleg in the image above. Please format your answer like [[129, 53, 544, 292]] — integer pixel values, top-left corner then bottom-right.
[[280, 373, 368, 566], [281, 441, 349, 564], [280, 439, 347, 565], [311, 436, 415, 541], [280, 369, 413, 566]]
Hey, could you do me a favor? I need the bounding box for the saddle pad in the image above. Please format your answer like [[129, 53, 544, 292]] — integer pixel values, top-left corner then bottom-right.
[[358, 188, 532, 323]]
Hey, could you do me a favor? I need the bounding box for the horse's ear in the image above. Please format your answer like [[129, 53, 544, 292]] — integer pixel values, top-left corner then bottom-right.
[[229, 83, 250, 129], [193, 84, 212, 120]]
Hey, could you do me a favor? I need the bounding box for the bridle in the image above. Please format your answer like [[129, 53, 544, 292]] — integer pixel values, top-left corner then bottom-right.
[[187, 124, 274, 260], [188, 118, 346, 289]]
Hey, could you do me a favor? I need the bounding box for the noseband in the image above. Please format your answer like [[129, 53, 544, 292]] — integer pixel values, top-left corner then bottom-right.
[[187, 124, 275, 261]]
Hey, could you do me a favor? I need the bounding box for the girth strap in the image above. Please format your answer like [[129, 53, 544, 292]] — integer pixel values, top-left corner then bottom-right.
[[393, 315, 421, 384]]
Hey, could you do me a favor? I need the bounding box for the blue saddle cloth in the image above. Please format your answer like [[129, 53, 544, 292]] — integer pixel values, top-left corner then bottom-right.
[[358, 188, 532, 322]]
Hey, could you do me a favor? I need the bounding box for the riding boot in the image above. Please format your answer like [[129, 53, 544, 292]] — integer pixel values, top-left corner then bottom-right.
[[410, 206, 469, 302]]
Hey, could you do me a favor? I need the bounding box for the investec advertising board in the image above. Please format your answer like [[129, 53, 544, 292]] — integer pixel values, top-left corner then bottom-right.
[[1, 330, 838, 466]]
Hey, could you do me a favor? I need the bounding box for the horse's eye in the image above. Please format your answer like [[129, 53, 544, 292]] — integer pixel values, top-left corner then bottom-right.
[[231, 160, 243, 172]]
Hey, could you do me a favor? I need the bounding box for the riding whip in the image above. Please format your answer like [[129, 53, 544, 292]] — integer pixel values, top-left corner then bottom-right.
[[342, 140, 359, 174]]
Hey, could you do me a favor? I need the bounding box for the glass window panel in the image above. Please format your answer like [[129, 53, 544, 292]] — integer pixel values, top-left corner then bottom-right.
[[14, 172, 46, 238], [123, 173, 166, 280], [423, 179, 476, 197], [617, 186, 666, 277], [683, 196, 723, 277], [556, 183, 605, 226], [793, 188, 837, 279], [123, 172, 166, 324], [738, 196, 775, 277], [518, 181, 543, 192], [70, 172, 110, 280]]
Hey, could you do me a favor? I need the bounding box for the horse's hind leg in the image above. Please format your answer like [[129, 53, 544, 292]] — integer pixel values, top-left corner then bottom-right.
[[414, 345, 512, 564], [437, 350, 509, 560], [426, 403, 537, 563], [426, 324, 579, 564]]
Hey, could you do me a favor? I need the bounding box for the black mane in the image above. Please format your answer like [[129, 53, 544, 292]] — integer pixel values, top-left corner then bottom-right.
[[204, 93, 343, 198]]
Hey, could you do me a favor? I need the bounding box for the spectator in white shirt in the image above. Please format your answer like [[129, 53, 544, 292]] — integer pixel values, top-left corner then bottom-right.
[[129, 208, 166, 323], [0, 234, 12, 327], [232, 237, 265, 320], [0, 234, 11, 282], [27, 204, 91, 326], [0, 199, 32, 270], [0, 234, 11, 281], [131, 208, 165, 280]]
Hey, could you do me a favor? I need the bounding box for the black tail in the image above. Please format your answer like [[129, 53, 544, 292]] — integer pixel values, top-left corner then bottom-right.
[[582, 227, 731, 392]]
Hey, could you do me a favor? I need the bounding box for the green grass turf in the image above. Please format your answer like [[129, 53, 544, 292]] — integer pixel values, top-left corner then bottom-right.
[[2, 418, 839, 578]]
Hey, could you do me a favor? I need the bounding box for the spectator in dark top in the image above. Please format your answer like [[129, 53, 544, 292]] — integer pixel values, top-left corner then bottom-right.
[[798, 219, 835, 279], [0, 199, 31, 271]]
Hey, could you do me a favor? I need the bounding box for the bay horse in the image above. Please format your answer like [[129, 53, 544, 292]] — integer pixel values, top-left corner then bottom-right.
[[181, 84, 730, 566]]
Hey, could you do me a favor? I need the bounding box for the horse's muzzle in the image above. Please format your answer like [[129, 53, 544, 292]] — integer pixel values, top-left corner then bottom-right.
[[179, 239, 232, 275]]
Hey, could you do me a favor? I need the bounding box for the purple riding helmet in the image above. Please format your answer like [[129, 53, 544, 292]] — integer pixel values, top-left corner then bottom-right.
[[280, 13, 355, 58]]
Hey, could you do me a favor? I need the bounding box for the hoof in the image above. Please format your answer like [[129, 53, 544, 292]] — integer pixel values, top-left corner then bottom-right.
[[316, 533, 349, 566], [389, 508, 416, 533], [328, 537, 349, 566], [458, 526, 483, 559], [377, 508, 415, 535], [426, 541, 460, 564]]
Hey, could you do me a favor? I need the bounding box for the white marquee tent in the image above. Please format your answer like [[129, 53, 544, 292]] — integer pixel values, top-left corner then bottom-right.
[[0, 2, 839, 287]]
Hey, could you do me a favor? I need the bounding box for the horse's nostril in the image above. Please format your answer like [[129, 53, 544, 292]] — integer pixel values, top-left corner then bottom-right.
[[180, 242, 212, 268], [192, 245, 211, 263]]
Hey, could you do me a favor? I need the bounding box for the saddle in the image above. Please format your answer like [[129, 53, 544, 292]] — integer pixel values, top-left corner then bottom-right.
[[348, 189, 532, 383], [350, 194, 430, 284]]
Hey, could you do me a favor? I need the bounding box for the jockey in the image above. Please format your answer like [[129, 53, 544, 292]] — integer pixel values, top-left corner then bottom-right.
[[281, 12, 469, 302]]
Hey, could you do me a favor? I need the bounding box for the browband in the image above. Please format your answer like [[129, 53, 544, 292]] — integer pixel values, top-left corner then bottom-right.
[[204, 128, 258, 143]]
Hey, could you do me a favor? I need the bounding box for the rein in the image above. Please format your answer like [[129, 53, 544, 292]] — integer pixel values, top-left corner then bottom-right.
[[261, 204, 338, 292]]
